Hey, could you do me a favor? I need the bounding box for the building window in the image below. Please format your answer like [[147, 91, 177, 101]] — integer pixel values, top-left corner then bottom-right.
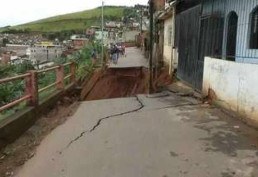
[[250, 7, 258, 49]]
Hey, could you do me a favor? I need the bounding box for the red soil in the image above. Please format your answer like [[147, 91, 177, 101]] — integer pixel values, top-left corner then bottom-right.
[[81, 67, 173, 101], [82, 67, 148, 101]]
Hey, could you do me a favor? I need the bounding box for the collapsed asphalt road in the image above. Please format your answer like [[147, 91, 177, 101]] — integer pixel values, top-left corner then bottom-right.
[[82, 67, 149, 101]]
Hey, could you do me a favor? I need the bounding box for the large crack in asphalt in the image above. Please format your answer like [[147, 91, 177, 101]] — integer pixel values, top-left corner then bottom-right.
[[64, 96, 144, 150], [62, 94, 204, 153], [89, 96, 144, 133]]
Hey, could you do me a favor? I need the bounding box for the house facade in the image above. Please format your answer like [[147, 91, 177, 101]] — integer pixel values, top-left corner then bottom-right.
[[202, 0, 258, 63], [201, 0, 258, 125], [158, 1, 177, 74], [148, 0, 258, 125], [149, 0, 178, 76]]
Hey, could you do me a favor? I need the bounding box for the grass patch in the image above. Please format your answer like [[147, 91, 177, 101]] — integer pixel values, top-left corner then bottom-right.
[[4, 6, 128, 32]]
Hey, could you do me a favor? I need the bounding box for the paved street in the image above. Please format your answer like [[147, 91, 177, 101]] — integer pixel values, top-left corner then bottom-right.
[[12, 47, 258, 177], [15, 92, 258, 177], [109, 47, 148, 68]]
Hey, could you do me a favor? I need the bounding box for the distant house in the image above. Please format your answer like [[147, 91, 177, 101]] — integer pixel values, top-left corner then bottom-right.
[[72, 39, 88, 50], [86, 27, 98, 39], [70, 35, 89, 50], [4, 44, 29, 57], [95, 31, 109, 45], [105, 22, 117, 29], [27, 45, 63, 64], [1, 52, 11, 65]]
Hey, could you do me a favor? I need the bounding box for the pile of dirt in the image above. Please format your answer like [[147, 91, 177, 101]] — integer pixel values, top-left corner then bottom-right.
[[0, 95, 80, 177], [82, 67, 149, 101]]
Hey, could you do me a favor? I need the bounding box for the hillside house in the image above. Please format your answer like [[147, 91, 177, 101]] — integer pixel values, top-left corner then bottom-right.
[[0, 52, 11, 65], [200, 0, 258, 125], [163, 0, 258, 126], [27, 45, 63, 64], [72, 39, 88, 50], [95, 31, 109, 45]]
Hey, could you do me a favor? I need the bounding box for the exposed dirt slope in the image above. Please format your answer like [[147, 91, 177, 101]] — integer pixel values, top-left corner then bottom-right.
[[82, 67, 149, 101], [81, 67, 173, 101]]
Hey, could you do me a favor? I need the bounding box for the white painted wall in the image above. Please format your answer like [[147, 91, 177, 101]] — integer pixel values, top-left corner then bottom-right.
[[203, 57, 258, 123], [163, 16, 172, 66], [124, 30, 139, 42]]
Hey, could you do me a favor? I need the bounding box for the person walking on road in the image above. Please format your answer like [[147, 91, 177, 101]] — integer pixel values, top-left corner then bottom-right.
[[111, 45, 119, 64]]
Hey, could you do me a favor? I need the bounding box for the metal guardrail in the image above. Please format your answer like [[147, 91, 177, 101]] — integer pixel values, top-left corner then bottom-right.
[[0, 62, 76, 113]]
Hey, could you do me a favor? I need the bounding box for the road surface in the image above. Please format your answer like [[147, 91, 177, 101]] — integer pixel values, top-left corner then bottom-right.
[[15, 92, 258, 177], [14, 48, 258, 177], [109, 47, 148, 68]]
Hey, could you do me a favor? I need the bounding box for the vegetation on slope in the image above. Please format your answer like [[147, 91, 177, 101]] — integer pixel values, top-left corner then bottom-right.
[[2, 6, 130, 33], [0, 42, 101, 119]]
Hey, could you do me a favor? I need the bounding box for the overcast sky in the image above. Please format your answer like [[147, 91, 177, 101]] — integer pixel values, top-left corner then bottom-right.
[[0, 0, 148, 27]]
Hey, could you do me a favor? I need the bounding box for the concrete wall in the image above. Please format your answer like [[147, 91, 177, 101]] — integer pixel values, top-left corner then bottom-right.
[[203, 57, 258, 124], [163, 16, 172, 66], [202, 0, 258, 64], [124, 30, 139, 42]]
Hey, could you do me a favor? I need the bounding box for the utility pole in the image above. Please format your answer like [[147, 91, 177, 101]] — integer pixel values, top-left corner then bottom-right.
[[101, 0, 104, 66], [140, 6, 143, 33], [149, 0, 154, 94]]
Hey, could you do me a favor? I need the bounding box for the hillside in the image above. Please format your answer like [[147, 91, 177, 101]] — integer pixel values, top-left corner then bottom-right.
[[3, 6, 131, 32]]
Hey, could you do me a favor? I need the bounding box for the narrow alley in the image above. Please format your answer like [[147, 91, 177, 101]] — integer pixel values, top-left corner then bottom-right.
[[13, 48, 258, 177]]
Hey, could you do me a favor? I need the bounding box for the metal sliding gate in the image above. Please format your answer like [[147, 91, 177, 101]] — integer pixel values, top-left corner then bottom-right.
[[176, 4, 225, 91], [176, 5, 202, 90]]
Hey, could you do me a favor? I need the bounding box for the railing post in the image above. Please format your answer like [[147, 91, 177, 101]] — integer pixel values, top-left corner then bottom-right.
[[70, 62, 76, 83], [56, 65, 64, 90], [26, 70, 38, 106]]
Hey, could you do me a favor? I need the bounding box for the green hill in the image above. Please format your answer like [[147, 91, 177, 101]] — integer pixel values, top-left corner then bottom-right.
[[2, 6, 132, 33]]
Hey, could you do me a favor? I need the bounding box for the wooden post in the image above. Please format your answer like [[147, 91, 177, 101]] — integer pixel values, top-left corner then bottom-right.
[[70, 62, 76, 83], [56, 65, 64, 90], [26, 70, 38, 106]]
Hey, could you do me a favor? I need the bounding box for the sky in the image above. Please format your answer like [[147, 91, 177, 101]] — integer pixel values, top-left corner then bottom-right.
[[0, 0, 148, 27]]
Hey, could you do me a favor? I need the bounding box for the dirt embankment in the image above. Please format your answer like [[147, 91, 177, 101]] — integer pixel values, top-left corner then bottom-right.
[[81, 67, 148, 101], [81, 67, 173, 101]]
